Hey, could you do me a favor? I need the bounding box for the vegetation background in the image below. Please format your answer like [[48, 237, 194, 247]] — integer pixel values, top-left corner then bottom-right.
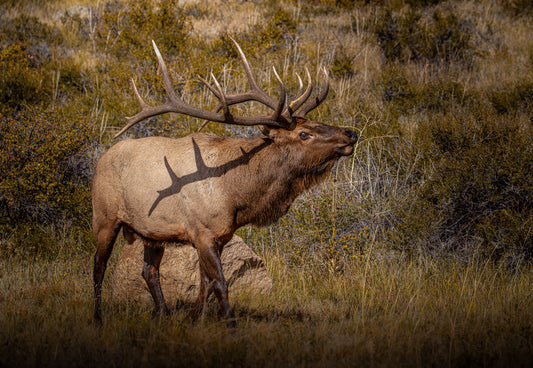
[[0, 0, 532, 366]]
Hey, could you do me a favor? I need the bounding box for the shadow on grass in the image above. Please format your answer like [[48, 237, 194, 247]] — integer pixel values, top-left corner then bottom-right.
[[174, 298, 320, 325]]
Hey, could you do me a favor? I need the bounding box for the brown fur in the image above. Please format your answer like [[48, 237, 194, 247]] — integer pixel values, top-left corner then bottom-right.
[[92, 117, 357, 326]]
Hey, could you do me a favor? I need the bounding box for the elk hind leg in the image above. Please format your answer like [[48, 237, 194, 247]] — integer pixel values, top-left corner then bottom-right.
[[142, 242, 170, 316], [93, 221, 121, 322]]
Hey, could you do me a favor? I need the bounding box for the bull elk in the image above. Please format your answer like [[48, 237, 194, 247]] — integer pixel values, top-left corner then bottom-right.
[[92, 39, 357, 327]]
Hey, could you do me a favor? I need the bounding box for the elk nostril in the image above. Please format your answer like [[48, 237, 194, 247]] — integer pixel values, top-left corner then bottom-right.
[[344, 129, 358, 142]]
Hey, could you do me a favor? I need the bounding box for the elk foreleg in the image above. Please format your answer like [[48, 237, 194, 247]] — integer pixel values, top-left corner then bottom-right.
[[142, 244, 170, 316], [196, 243, 235, 328], [93, 221, 121, 322], [187, 263, 214, 320]]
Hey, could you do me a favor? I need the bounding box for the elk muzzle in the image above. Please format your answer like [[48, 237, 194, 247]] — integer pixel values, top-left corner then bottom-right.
[[344, 128, 358, 142], [335, 128, 357, 156]]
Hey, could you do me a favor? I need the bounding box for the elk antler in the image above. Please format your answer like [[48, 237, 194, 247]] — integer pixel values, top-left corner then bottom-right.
[[200, 39, 325, 122], [116, 40, 329, 138], [294, 67, 329, 118]]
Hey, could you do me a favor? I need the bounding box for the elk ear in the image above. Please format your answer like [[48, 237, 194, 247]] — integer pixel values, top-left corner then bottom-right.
[[259, 125, 286, 140], [259, 125, 272, 136], [293, 117, 307, 125], [260, 117, 301, 138]]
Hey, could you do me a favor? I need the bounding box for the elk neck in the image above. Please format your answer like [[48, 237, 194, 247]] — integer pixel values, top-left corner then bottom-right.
[[217, 135, 335, 228]]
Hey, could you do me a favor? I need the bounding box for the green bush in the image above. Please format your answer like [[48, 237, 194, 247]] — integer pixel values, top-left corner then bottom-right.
[[331, 50, 355, 78], [96, 0, 191, 60], [404, 0, 443, 6], [379, 65, 477, 116], [1, 0, 531, 266], [489, 81, 533, 115], [0, 14, 92, 111], [500, 0, 533, 16], [0, 14, 60, 46], [391, 114, 533, 260], [0, 43, 49, 108], [0, 110, 97, 227], [380, 66, 416, 112], [373, 8, 475, 65], [255, 7, 298, 51]]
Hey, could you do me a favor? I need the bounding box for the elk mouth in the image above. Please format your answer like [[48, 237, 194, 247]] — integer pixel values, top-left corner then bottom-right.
[[335, 144, 355, 156]]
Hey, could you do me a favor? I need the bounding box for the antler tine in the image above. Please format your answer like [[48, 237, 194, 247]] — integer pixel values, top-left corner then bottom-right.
[[205, 67, 287, 123], [115, 40, 190, 138], [115, 79, 153, 138], [271, 67, 286, 121], [152, 40, 180, 102], [287, 67, 313, 116], [131, 78, 149, 109], [114, 78, 152, 138], [199, 75, 220, 99], [198, 74, 226, 119], [295, 73, 304, 97], [210, 73, 231, 118], [284, 73, 302, 118], [202, 38, 291, 127], [201, 38, 288, 120], [230, 37, 277, 108], [294, 67, 329, 118]]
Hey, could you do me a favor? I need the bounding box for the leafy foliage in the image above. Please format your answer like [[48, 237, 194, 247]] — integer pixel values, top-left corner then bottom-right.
[[373, 8, 475, 65], [254, 7, 298, 51], [0, 13, 60, 46], [0, 43, 49, 108], [500, 0, 533, 16], [379, 65, 479, 116], [96, 0, 191, 60], [1, 2, 533, 365], [392, 114, 533, 260], [489, 81, 533, 115], [0, 110, 97, 226]]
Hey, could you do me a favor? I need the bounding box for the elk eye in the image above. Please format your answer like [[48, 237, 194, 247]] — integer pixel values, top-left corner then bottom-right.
[[299, 131, 311, 140]]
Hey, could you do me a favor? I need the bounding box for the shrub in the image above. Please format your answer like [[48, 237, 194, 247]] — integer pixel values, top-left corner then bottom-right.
[[489, 81, 533, 115], [0, 43, 50, 109], [230, 7, 299, 54], [500, 0, 533, 16], [0, 110, 98, 227], [96, 0, 191, 60], [380, 65, 416, 113], [373, 8, 475, 65], [379, 65, 477, 116], [0, 13, 60, 46], [0, 43, 93, 112], [404, 0, 443, 6], [0, 14, 92, 110], [264, 7, 298, 47], [391, 114, 533, 261], [331, 50, 355, 78]]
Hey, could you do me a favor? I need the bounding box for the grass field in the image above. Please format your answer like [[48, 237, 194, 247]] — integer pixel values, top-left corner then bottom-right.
[[1, 0, 532, 366], [1, 244, 532, 367]]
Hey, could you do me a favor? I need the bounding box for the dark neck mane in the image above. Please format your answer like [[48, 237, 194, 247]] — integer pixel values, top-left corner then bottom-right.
[[226, 138, 334, 228]]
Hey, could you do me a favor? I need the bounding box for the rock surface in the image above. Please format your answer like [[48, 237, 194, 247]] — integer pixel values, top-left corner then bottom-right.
[[110, 235, 272, 306]]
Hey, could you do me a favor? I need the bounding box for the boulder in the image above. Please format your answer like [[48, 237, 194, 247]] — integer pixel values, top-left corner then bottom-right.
[[110, 235, 272, 306]]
